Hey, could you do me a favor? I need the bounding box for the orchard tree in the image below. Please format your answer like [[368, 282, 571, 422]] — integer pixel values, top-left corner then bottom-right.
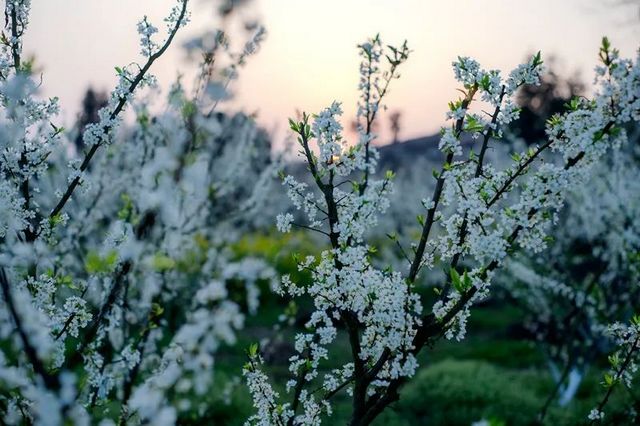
[[245, 36, 640, 425], [0, 0, 276, 424], [500, 143, 640, 417]]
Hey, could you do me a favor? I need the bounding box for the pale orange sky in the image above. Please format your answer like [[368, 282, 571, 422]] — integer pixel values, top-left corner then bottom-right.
[[24, 0, 640, 146]]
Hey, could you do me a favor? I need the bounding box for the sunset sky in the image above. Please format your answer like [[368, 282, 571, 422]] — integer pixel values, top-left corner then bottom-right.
[[24, 0, 640, 146]]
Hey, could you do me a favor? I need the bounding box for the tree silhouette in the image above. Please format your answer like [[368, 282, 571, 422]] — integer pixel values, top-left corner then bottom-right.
[[389, 110, 401, 144], [74, 87, 108, 152], [510, 58, 584, 145]]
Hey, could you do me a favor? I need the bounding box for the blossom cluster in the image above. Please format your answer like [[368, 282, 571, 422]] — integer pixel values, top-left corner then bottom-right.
[[0, 1, 278, 424], [497, 141, 640, 408], [587, 316, 640, 423]]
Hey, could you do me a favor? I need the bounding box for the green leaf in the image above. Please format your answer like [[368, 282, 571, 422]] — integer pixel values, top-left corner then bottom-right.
[[463, 271, 472, 290], [85, 250, 118, 274], [601, 36, 611, 54], [152, 253, 176, 271], [49, 213, 65, 228], [464, 115, 484, 133], [450, 268, 472, 293], [450, 268, 462, 293], [545, 114, 562, 128], [288, 118, 299, 133], [608, 353, 620, 368], [448, 99, 463, 112], [565, 97, 581, 111], [58, 274, 74, 288], [479, 74, 491, 91], [248, 343, 259, 358], [117, 193, 135, 221], [531, 51, 543, 67], [150, 303, 164, 317], [603, 373, 616, 388]]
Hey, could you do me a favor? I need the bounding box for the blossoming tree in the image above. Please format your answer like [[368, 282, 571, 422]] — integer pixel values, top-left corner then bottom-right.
[[498, 142, 640, 417], [247, 35, 640, 425], [0, 0, 277, 424]]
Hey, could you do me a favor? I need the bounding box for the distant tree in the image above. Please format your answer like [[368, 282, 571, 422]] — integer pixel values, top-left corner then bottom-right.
[[389, 110, 401, 144], [74, 87, 108, 151], [509, 59, 584, 145]]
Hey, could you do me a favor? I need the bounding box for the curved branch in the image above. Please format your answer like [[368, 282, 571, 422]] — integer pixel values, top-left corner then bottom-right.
[[48, 0, 189, 221]]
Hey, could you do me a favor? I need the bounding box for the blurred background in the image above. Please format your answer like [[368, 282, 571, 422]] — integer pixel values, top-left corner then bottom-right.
[[24, 0, 640, 147]]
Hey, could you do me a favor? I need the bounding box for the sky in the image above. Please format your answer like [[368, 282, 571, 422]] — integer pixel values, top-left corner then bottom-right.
[[23, 0, 640, 147]]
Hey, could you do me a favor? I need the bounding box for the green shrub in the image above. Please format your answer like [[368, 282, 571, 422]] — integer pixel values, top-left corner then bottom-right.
[[396, 360, 546, 425], [393, 359, 637, 426]]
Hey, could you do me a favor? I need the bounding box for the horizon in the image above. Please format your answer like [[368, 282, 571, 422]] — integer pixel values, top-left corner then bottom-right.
[[24, 0, 640, 147]]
